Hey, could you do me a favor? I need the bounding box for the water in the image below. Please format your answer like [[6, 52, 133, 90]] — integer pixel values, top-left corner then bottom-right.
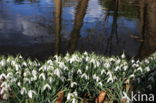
[[0, 0, 156, 60]]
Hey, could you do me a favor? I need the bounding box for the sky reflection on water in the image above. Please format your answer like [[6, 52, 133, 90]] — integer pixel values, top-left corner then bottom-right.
[[0, 0, 156, 60]]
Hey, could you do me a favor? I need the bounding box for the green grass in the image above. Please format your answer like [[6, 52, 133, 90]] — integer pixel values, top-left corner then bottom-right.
[[0, 52, 155, 103]]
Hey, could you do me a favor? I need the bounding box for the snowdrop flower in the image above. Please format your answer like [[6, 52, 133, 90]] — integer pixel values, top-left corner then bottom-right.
[[106, 71, 116, 83], [84, 51, 88, 55], [67, 93, 72, 100], [70, 82, 77, 88], [85, 56, 89, 62], [110, 58, 115, 62], [39, 73, 46, 80], [144, 59, 149, 64], [17, 82, 21, 87], [137, 67, 143, 72], [101, 69, 106, 75], [0, 73, 6, 79], [77, 69, 82, 74], [0, 60, 6, 66], [129, 74, 135, 79], [131, 59, 135, 63], [115, 66, 120, 71], [104, 63, 110, 68], [93, 74, 100, 82], [28, 90, 36, 99], [86, 66, 89, 70], [22, 62, 27, 66], [43, 84, 51, 91], [81, 73, 89, 80], [70, 55, 78, 63], [54, 68, 62, 77], [2, 93, 9, 100], [145, 67, 150, 72], [122, 92, 130, 103], [116, 59, 121, 64], [121, 53, 125, 58], [97, 82, 103, 86], [123, 66, 128, 71], [23, 78, 31, 84], [32, 70, 37, 76], [20, 87, 27, 95]]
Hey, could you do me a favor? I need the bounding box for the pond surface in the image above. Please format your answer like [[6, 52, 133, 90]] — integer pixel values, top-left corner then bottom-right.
[[0, 0, 156, 60]]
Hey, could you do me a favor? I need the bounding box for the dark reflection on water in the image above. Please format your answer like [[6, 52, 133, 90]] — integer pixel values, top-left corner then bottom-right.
[[0, 0, 156, 60]]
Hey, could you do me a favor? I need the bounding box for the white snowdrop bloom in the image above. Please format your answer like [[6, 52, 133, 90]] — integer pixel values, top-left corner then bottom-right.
[[32, 70, 37, 76], [22, 62, 27, 66], [28, 90, 36, 99], [43, 84, 51, 91], [73, 91, 78, 96], [24, 71, 30, 77], [49, 77, 53, 83], [2, 93, 9, 100], [72, 98, 77, 103], [101, 69, 106, 75], [129, 74, 135, 79], [123, 66, 128, 71], [70, 55, 78, 63], [17, 82, 21, 87], [90, 59, 96, 64], [97, 82, 103, 86], [85, 56, 89, 62], [67, 93, 72, 100], [132, 63, 139, 68], [131, 59, 135, 63], [77, 69, 82, 74], [85, 66, 89, 70], [106, 71, 116, 83], [0, 60, 6, 66], [96, 61, 100, 67], [144, 59, 149, 64], [1, 82, 9, 88], [10, 78, 17, 83], [81, 73, 89, 80], [20, 87, 27, 95], [0, 73, 6, 79], [147, 84, 152, 90], [23, 78, 31, 84], [104, 63, 110, 68], [15, 64, 20, 71], [70, 82, 77, 88], [115, 66, 120, 71], [136, 60, 140, 64], [11, 61, 16, 66], [47, 60, 53, 64], [54, 68, 62, 77], [84, 52, 88, 55], [115, 59, 121, 64], [0, 87, 8, 95], [121, 53, 125, 58], [137, 67, 143, 72], [145, 67, 150, 72], [110, 58, 115, 62], [93, 74, 100, 82], [39, 73, 46, 80], [122, 92, 130, 103]]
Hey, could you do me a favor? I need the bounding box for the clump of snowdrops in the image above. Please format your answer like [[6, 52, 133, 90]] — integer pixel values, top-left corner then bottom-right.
[[0, 52, 155, 103]]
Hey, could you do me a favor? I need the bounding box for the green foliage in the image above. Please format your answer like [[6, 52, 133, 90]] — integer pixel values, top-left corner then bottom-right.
[[0, 52, 155, 103]]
